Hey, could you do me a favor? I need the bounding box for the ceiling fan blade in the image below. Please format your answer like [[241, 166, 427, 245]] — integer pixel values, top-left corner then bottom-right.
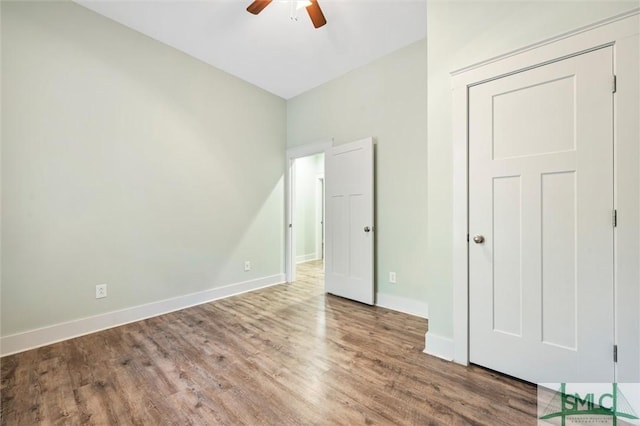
[[306, 0, 327, 28], [247, 0, 272, 15]]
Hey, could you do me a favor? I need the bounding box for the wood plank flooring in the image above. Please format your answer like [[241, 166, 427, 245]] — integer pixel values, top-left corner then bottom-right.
[[1, 261, 537, 425]]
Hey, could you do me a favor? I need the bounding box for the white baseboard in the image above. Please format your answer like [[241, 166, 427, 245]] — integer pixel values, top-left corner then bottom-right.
[[296, 253, 319, 264], [375, 293, 428, 319], [0, 274, 285, 357], [423, 331, 454, 361]]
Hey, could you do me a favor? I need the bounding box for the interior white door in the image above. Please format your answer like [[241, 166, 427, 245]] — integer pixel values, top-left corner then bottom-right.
[[469, 47, 615, 383], [325, 137, 374, 305]]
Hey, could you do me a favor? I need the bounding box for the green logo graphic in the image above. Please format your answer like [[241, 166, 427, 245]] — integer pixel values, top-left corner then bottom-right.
[[539, 383, 639, 425]]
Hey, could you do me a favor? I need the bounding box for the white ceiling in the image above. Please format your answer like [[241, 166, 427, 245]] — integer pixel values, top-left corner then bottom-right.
[[75, 0, 427, 99]]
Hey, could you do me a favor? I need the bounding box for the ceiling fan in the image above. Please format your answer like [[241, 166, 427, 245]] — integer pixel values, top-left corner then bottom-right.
[[247, 0, 327, 29]]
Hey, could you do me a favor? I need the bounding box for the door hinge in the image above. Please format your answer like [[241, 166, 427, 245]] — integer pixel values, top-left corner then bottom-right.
[[614, 345, 618, 363], [467, 234, 469, 242], [612, 75, 617, 93], [613, 209, 617, 227]]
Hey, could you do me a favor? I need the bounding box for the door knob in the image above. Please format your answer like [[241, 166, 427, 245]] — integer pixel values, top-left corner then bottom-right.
[[364, 226, 371, 233], [473, 235, 485, 244]]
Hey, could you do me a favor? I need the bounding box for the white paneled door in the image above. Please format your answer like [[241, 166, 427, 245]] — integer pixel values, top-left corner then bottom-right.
[[469, 47, 615, 383], [325, 138, 374, 305]]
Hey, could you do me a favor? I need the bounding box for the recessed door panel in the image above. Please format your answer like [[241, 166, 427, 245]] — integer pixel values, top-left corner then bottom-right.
[[492, 75, 576, 160], [541, 171, 577, 350], [492, 175, 522, 337]]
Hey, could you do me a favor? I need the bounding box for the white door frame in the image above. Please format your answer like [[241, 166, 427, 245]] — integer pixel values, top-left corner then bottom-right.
[[450, 11, 640, 382], [315, 174, 325, 261], [285, 140, 332, 283]]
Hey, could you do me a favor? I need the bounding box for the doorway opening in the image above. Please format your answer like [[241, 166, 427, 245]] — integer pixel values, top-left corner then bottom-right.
[[285, 141, 331, 285], [286, 137, 375, 306], [292, 153, 325, 280]]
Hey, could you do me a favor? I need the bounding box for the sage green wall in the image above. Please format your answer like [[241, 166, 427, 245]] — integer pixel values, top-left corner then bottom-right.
[[287, 39, 429, 308], [426, 0, 639, 339], [294, 153, 324, 262], [1, 1, 286, 336]]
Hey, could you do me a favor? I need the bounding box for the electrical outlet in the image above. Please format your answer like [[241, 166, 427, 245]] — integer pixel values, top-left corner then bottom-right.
[[389, 272, 397, 284], [244, 261, 251, 272], [95, 284, 107, 299]]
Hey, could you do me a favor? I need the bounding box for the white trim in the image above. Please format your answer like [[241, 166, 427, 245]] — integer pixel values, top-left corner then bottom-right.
[[287, 159, 297, 282], [452, 82, 469, 365], [296, 253, 319, 264], [451, 10, 640, 89], [423, 332, 454, 361], [451, 8, 640, 77], [0, 274, 285, 357], [375, 293, 428, 319], [285, 139, 332, 283], [315, 174, 325, 262], [286, 141, 332, 160], [612, 26, 640, 382], [451, 12, 640, 376]]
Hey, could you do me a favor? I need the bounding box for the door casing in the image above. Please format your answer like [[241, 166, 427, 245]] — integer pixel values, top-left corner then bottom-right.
[[449, 11, 640, 383], [315, 175, 325, 261]]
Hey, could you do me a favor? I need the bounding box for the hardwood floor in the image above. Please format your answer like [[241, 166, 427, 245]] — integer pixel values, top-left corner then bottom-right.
[[1, 261, 537, 425]]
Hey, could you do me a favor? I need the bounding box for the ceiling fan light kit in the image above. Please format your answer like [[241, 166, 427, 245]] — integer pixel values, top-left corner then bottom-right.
[[247, 0, 327, 28]]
